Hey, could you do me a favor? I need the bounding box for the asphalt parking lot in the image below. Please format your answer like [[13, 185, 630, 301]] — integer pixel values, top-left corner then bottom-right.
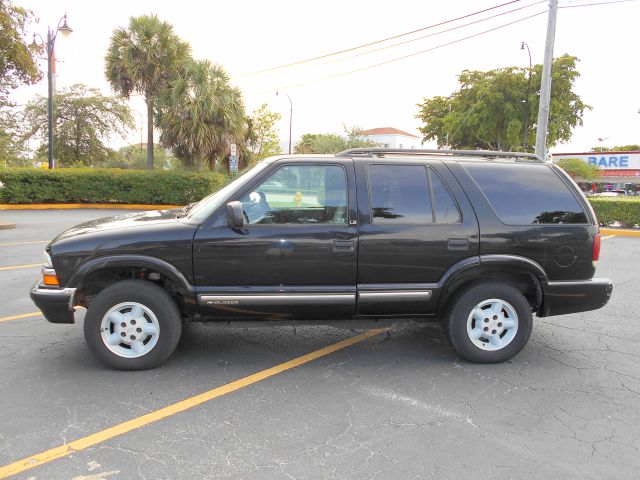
[[0, 209, 638, 480]]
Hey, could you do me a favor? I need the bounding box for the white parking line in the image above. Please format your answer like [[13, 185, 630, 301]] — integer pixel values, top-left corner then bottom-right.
[[601, 235, 616, 240]]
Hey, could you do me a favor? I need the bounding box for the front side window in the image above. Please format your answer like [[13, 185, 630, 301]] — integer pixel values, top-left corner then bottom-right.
[[240, 165, 347, 225]]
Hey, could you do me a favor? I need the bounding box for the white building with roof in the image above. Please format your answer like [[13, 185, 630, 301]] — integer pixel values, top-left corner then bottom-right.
[[360, 127, 422, 149]]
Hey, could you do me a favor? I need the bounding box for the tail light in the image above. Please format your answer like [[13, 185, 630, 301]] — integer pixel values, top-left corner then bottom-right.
[[593, 232, 601, 264]]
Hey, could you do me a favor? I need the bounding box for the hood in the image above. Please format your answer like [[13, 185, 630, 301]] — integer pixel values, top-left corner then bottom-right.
[[50, 209, 180, 244]]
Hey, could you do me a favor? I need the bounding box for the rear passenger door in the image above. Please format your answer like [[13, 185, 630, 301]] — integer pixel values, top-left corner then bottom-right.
[[355, 160, 479, 315]]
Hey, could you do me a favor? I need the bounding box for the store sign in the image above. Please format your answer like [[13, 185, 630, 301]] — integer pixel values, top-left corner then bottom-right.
[[552, 152, 640, 170]]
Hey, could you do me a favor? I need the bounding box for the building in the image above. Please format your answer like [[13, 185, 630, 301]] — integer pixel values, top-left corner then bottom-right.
[[360, 127, 422, 149], [552, 151, 640, 194]]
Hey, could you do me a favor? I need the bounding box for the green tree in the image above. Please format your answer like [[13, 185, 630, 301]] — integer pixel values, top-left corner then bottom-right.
[[294, 126, 379, 154], [0, 0, 41, 106], [0, 1, 41, 165], [246, 104, 281, 164], [0, 109, 27, 166], [105, 14, 191, 169], [591, 144, 640, 152], [155, 60, 247, 172], [21, 84, 134, 167], [417, 55, 589, 152], [97, 144, 176, 169], [555, 158, 601, 180]]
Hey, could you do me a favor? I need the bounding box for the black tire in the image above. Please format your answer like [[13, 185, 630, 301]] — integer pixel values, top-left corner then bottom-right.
[[445, 282, 532, 363], [83, 280, 182, 370]]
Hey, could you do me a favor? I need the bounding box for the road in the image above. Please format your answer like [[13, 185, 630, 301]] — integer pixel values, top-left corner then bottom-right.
[[0, 210, 638, 479]]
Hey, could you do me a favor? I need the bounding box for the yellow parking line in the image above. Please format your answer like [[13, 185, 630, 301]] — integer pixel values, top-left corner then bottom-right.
[[0, 328, 387, 479], [0, 312, 41, 323], [600, 235, 615, 240], [0, 240, 49, 247], [0, 263, 40, 271]]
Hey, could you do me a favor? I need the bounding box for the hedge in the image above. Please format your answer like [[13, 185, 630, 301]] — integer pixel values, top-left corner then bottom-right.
[[0, 168, 639, 228], [589, 197, 640, 228], [0, 168, 227, 205]]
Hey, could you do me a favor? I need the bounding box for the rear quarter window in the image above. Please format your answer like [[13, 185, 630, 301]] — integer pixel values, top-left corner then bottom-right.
[[463, 163, 588, 225]]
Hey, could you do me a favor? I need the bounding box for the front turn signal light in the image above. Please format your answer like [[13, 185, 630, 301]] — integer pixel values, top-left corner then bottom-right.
[[42, 268, 60, 286]]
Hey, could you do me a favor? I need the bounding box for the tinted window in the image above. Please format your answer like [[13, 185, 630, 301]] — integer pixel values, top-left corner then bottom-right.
[[369, 165, 432, 223], [464, 163, 587, 224], [430, 169, 461, 223], [240, 165, 347, 225]]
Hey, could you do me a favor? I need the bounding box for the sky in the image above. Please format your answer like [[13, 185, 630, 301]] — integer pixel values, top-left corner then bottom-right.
[[12, 0, 640, 154]]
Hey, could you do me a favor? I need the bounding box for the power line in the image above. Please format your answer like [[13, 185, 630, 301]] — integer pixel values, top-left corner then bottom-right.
[[558, 0, 639, 7], [268, 10, 547, 92], [237, 0, 525, 78], [240, 0, 546, 80]]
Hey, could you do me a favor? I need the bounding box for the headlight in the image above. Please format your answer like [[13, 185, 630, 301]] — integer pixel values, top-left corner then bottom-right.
[[43, 250, 53, 268]]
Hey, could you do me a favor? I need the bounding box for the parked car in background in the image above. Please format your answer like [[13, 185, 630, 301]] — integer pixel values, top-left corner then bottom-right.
[[593, 191, 624, 197]]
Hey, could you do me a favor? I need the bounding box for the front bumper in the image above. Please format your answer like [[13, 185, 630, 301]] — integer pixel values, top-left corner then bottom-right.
[[30, 284, 77, 324], [538, 277, 613, 317]]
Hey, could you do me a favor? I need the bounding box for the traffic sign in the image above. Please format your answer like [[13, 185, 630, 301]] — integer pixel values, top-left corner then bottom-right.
[[229, 155, 238, 173]]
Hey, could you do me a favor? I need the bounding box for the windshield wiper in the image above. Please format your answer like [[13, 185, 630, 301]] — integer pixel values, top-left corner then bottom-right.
[[175, 202, 196, 218]]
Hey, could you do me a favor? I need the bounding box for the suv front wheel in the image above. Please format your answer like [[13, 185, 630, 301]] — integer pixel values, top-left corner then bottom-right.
[[83, 280, 182, 370], [445, 282, 533, 363]]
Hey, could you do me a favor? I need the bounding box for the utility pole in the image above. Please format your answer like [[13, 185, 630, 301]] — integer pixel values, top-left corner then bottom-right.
[[535, 0, 558, 161]]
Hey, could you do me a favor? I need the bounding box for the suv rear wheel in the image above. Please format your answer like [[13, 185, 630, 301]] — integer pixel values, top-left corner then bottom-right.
[[83, 280, 182, 370], [445, 282, 532, 363]]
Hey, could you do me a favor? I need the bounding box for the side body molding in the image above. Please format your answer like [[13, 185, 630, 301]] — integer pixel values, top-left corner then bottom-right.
[[67, 255, 194, 296]]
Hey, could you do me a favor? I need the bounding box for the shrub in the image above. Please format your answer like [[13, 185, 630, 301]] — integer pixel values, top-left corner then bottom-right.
[[0, 168, 227, 205], [588, 197, 640, 228]]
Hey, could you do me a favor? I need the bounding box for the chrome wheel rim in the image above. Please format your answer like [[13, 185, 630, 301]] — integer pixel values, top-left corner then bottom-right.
[[466, 298, 518, 351], [100, 302, 160, 358]]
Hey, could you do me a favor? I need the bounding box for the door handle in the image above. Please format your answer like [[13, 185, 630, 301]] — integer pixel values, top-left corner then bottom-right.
[[333, 240, 356, 253], [448, 238, 469, 250]]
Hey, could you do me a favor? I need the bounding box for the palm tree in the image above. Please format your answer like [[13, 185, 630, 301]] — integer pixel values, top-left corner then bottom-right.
[[155, 60, 247, 172], [105, 14, 191, 169]]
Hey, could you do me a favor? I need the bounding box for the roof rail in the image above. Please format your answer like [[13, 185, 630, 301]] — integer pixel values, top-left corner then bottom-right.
[[335, 147, 544, 163]]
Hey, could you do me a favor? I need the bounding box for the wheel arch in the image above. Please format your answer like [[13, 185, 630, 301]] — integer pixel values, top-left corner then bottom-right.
[[437, 255, 547, 316], [67, 255, 195, 315]]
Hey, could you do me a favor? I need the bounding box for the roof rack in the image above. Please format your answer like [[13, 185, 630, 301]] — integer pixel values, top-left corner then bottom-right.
[[335, 148, 544, 163]]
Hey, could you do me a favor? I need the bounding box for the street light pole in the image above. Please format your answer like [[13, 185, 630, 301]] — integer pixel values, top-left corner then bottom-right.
[[276, 91, 293, 154], [521, 41, 532, 152], [34, 14, 72, 169]]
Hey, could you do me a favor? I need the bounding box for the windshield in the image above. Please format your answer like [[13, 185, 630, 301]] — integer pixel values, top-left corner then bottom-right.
[[185, 161, 272, 223]]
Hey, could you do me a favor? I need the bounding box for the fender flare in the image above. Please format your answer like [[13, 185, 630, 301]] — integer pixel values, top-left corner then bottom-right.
[[67, 254, 193, 296], [436, 254, 548, 312]]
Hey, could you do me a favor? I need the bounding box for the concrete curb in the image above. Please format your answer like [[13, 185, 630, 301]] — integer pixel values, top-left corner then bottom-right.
[[0, 204, 179, 211], [0, 222, 16, 229], [601, 228, 640, 237]]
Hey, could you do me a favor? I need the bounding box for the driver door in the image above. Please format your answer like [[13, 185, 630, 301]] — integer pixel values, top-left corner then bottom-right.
[[193, 160, 358, 320]]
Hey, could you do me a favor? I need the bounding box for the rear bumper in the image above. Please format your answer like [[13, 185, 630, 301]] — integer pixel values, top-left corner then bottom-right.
[[29, 284, 76, 324], [539, 278, 613, 317]]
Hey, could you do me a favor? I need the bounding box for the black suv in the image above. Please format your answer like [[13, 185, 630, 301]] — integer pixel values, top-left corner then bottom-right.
[[30, 148, 613, 370]]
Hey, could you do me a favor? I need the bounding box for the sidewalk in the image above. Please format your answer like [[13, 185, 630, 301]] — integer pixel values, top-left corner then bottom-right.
[[0, 204, 178, 210], [601, 228, 640, 237]]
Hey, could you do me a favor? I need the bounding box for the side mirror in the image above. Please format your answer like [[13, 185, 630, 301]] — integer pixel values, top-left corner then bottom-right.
[[226, 201, 245, 228]]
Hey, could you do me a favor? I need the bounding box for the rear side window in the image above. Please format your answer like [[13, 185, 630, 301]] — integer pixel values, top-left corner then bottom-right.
[[431, 169, 461, 223], [368, 165, 460, 224], [464, 163, 587, 225]]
